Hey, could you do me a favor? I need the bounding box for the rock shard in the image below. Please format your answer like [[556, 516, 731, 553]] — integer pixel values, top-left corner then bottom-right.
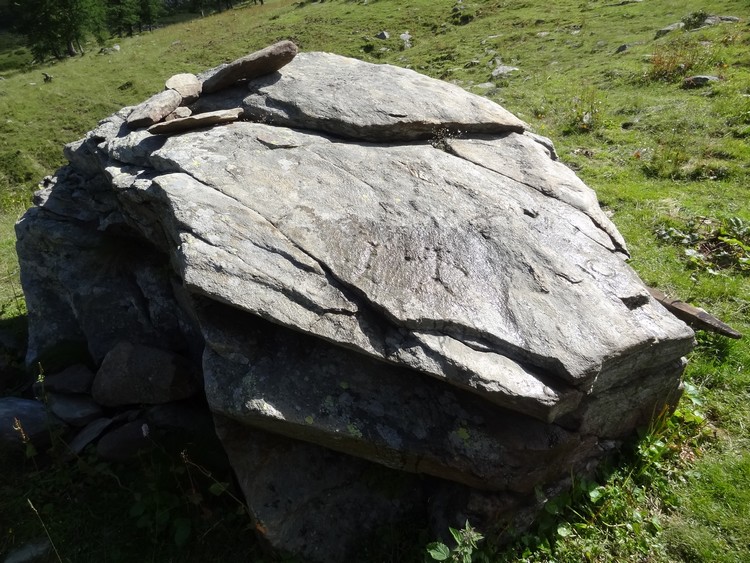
[[15, 44, 695, 562]]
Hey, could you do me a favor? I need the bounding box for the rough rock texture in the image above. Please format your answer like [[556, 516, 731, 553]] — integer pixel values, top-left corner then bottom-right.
[[148, 108, 243, 135], [92, 341, 200, 407], [15, 46, 695, 561], [241, 51, 526, 140], [127, 88, 182, 128], [0, 397, 63, 452], [165, 72, 202, 103], [200, 40, 299, 94]]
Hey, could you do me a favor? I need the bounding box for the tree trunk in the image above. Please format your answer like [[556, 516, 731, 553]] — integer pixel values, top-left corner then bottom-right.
[[67, 40, 77, 57]]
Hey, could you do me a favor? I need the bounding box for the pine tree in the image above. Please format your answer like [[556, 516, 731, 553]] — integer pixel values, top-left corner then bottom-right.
[[13, 0, 106, 61]]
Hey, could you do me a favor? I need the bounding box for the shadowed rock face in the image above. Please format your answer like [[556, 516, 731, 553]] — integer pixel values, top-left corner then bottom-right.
[[15, 44, 694, 562]]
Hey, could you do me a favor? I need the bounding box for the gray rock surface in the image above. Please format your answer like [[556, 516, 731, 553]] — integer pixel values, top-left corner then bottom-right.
[[165, 72, 201, 103], [242, 51, 526, 140], [165, 106, 192, 121], [655, 22, 684, 38], [214, 415, 427, 563], [148, 108, 243, 135], [15, 46, 695, 561], [66, 416, 114, 455], [92, 342, 200, 407], [34, 364, 94, 395], [46, 392, 102, 426], [127, 88, 182, 129], [0, 397, 63, 452], [200, 40, 298, 95], [491, 64, 519, 78], [682, 75, 720, 88], [96, 419, 152, 461]]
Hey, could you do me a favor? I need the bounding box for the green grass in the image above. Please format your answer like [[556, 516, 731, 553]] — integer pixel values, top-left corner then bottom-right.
[[1, 0, 749, 561]]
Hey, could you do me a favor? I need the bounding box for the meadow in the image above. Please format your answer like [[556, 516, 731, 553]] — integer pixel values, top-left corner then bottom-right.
[[1, 0, 748, 560]]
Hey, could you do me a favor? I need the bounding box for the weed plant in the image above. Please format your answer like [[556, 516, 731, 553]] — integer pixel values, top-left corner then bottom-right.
[[1, 0, 749, 561]]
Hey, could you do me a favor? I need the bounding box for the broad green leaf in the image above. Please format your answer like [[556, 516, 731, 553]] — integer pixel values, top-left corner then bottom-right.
[[426, 542, 451, 561]]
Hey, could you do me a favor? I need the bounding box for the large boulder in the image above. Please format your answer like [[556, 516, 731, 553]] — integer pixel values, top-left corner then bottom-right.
[[15, 44, 694, 561]]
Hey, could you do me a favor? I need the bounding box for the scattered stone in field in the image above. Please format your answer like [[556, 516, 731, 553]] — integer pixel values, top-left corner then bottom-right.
[[99, 44, 121, 55], [400, 32, 412, 48], [537, 31, 550, 37], [682, 75, 721, 88], [615, 44, 629, 54], [704, 15, 740, 25], [473, 82, 496, 91], [492, 64, 519, 78], [465, 59, 480, 68], [165, 72, 202, 103], [375, 31, 389, 39], [655, 22, 684, 38]]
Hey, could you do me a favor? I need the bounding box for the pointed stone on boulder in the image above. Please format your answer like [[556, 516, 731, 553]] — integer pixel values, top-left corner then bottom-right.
[[200, 40, 299, 95]]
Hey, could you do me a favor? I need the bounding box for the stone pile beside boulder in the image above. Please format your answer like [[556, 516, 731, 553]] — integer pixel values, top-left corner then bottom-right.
[[10, 41, 695, 561]]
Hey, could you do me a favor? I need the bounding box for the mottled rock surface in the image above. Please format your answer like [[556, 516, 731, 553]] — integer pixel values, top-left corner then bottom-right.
[[15, 45, 695, 562]]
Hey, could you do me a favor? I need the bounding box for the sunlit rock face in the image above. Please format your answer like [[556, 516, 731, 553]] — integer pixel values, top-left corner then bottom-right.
[[16, 42, 694, 562]]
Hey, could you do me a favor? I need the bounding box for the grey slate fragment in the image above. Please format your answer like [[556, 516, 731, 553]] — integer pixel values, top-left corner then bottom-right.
[[66, 416, 114, 455], [126, 89, 182, 129], [47, 392, 103, 427], [148, 108, 243, 135], [242, 51, 526, 141], [655, 22, 684, 38], [201, 40, 299, 95]]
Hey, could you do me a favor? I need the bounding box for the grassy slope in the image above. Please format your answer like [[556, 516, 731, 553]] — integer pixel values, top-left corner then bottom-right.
[[1, 0, 749, 561]]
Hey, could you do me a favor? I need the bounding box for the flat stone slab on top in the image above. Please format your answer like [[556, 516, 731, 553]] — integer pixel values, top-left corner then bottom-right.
[[241, 51, 527, 141]]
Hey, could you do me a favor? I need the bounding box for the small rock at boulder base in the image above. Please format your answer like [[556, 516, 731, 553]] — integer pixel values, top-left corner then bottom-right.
[[15, 44, 696, 562], [46, 392, 103, 427], [96, 419, 152, 461], [200, 40, 299, 94], [0, 397, 64, 452], [92, 342, 200, 407], [33, 363, 95, 395]]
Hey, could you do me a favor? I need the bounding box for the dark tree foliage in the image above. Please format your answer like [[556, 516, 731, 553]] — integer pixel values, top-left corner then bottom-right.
[[12, 0, 106, 60], [11, 0, 164, 60], [106, 0, 163, 36]]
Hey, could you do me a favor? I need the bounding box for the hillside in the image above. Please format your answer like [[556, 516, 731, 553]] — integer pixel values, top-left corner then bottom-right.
[[1, 1, 748, 561]]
